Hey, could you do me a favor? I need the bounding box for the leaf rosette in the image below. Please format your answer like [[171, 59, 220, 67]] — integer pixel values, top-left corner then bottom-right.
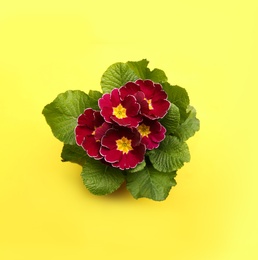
[[42, 59, 200, 201]]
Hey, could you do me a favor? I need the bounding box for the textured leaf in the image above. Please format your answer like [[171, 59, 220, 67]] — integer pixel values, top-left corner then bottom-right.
[[162, 83, 190, 122], [61, 144, 87, 166], [127, 59, 150, 79], [88, 90, 102, 100], [88, 90, 102, 110], [81, 157, 125, 195], [42, 90, 90, 145], [148, 136, 190, 172], [126, 165, 177, 201], [101, 60, 168, 94], [159, 103, 180, 134], [127, 59, 168, 83], [100, 62, 138, 93], [127, 160, 146, 173], [174, 105, 200, 141], [146, 68, 168, 83]]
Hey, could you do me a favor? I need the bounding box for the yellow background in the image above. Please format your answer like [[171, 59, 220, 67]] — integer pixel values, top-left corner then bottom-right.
[[1, 1, 257, 259]]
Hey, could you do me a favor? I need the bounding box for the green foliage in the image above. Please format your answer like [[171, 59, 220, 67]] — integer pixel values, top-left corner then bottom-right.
[[81, 157, 125, 195], [146, 68, 168, 83], [61, 144, 88, 166], [43, 59, 200, 201], [174, 105, 200, 141], [162, 83, 190, 122], [88, 90, 102, 110], [100, 59, 168, 94], [42, 90, 89, 145], [127, 160, 146, 173], [127, 59, 150, 79], [160, 103, 180, 135], [127, 59, 168, 83], [148, 136, 190, 172], [126, 165, 177, 201], [100, 62, 138, 93]]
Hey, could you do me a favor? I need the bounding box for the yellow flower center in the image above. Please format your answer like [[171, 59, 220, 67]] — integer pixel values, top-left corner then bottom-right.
[[116, 136, 133, 154], [92, 126, 101, 142], [145, 98, 154, 110], [137, 123, 151, 137], [92, 126, 97, 136], [113, 104, 127, 119]]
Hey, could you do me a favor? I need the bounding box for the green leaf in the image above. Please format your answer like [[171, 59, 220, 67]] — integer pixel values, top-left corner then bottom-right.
[[81, 157, 125, 195], [42, 90, 90, 145], [146, 68, 168, 83], [126, 165, 177, 201], [159, 103, 180, 134], [127, 59, 168, 83], [61, 144, 87, 166], [100, 60, 168, 94], [174, 105, 200, 141], [127, 59, 150, 79], [88, 90, 102, 100], [162, 83, 190, 122], [88, 90, 102, 110], [100, 62, 138, 93], [148, 136, 190, 172], [127, 160, 146, 173]]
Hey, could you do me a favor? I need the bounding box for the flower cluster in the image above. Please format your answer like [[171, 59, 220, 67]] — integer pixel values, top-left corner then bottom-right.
[[75, 79, 170, 170]]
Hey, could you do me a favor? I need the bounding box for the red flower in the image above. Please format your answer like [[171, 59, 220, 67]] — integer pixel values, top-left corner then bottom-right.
[[98, 88, 142, 128], [120, 79, 170, 120], [100, 127, 146, 170], [75, 108, 111, 159], [75, 79, 170, 168], [137, 118, 166, 150]]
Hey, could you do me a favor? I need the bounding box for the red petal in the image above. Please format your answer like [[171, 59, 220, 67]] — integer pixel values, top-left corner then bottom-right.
[[110, 88, 121, 106], [82, 136, 102, 159], [136, 79, 155, 98], [94, 122, 112, 141], [111, 115, 142, 128], [137, 120, 166, 150], [122, 95, 140, 116], [141, 136, 159, 150], [75, 125, 92, 137], [75, 126, 92, 145], [152, 99, 170, 118], [134, 91, 145, 103], [78, 109, 95, 126], [119, 82, 140, 99], [101, 128, 119, 149], [100, 147, 121, 163], [94, 111, 105, 127], [98, 93, 111, 106], [150, 129, 166, 143], [98, 93, 111, 110], [112, 143, 145, 170], [152, 89, 168, 102], [76, 134, 85, 146]]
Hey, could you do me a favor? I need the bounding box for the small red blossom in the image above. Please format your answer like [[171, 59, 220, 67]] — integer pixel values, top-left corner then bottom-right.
[[137, 119, 166, 150], [120, 79, 170, 120], [100, 127, 146, 170], [75, 108, 111, 159], [98, 88, 142, 127]]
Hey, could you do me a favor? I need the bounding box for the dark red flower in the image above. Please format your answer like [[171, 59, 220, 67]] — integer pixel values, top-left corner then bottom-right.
[[120, 79, 170, 120], [137, 118, 166, 150], [100, 127, 146, 170], [98, 88, 142, 128], [75, 108, 111, 159]]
